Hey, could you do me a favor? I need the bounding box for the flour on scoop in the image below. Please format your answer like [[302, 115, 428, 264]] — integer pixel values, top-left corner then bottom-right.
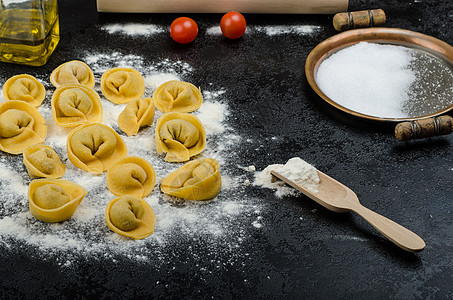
[[255, 157, 320, 197]]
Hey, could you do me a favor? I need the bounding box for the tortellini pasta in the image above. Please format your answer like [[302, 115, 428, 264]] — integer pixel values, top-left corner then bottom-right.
[[106, 156, 156, 198], [153, 80, 203, 113], [105, 196, 155, 239], [51, 84, 103, 127], [2, 74, 46, 107], [155, 112, 206, 162], [67, 123, 127, 174], [101, 67, 145, 104], [50, 60, 95, 88], [0, 100, 47, 154], [118, 97, 155, 136], [28, 179, 87, 223], [23, 144, 66, 178], [161, 158, 221, 201]]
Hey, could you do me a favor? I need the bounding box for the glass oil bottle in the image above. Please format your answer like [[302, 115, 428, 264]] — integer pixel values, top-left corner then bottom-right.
[[0, 0, 60, 66]]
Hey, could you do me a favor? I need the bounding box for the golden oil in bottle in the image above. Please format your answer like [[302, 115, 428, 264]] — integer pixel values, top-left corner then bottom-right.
[[0, 0, 60, 66]]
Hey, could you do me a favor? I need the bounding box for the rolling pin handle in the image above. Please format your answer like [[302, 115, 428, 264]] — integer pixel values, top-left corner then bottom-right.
[[395, 115, 453, 141], [333, 9, 386, 31]]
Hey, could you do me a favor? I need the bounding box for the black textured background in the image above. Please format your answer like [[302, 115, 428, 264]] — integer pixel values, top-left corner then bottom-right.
[[0, 0, 452, 298]]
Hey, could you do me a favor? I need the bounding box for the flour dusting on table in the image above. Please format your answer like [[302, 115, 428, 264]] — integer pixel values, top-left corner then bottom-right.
[[254, 25, 320, 36], [206, 25, 320, 36], [100, 24, 164, 36], [0, 52, 263, 266]]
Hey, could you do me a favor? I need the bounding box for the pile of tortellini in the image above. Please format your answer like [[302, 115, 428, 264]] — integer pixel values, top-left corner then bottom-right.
[[0, 60, 222, 240]]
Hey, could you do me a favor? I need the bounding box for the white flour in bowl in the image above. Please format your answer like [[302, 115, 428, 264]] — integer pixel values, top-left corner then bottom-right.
[[316, 42, 416, 118]]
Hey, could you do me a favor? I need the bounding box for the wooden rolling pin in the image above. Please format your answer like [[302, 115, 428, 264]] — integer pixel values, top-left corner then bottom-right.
[[96, 0, 349, 14], [395, 115, 453, 141]]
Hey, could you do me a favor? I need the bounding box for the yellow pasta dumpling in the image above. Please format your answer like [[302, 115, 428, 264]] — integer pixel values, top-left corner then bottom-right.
[[28, 179, 87, 223], [155, 112, 206, 162], [23, 144, 66, 178], [50, 60, 95, 88], [51, 84, 103, 127], [106, 156, 156, 198], [100, 67, 145, 104], [3, 74, 46, 107], [153, 80, 202, 113], [118, 97, 155, 136], [0, 100, 47, 154], [161, 158, 221, 201], [67, 123, 127, 174], [105, 196, 155, 239]]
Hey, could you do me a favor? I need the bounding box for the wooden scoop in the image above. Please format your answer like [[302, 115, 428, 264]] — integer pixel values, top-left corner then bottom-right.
[[270, 170, 426, 252]]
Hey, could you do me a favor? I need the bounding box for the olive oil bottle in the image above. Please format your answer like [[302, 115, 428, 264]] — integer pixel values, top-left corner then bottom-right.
[[0, 0, 59, 66]]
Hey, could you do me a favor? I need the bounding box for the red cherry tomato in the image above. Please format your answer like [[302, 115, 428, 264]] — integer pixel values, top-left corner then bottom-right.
[[170, 17, 198, 44], [220, 11, 246, 39]]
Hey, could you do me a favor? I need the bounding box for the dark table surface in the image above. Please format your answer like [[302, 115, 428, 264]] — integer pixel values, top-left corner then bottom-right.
[[0, 0, 452, 298]]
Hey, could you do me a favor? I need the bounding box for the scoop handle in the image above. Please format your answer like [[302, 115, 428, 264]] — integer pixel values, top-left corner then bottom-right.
[[352, 204, 425, 252], [395, 115, 453, 141]]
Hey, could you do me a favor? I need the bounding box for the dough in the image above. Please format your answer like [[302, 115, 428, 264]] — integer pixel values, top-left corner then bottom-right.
[[105, 196, 155, 239], [155, 112, 206, 162], [67, 123, 127, 174], [161, 158, 221, 200], [28, 179, 87, 223], [34, 184, 70, 209], [118, 97, 155, 136], [2, 74, 46, 107], [101, 67, 145, 104], [23, 144, 66, 178], [153, 80, 202, 113], [0, 100, 47, 154], [106, 156, 156, 198], [51, 84, 103, 127], [50, 60, 95, 88]]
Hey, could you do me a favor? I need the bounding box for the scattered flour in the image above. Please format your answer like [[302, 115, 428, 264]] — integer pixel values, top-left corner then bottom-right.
[[98, 23, 320, 38], [100, 24, 164, 36], [254, 25, 320, 36], [194, 98, 228, 135], [144, 73, 180, 90], [84, 52, 193, 79], [222, 202, 242, 215], [0, 52, 263, 265], [252, 216, 263, 228], [100, 99, 127, 128], [255, 163, 296, 197], [205, 26, 224, 36], [254, 157, 320, 197], [237, 164, 256, 173], [246, 165, 256, 172], [206, 25, 320, 36]]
